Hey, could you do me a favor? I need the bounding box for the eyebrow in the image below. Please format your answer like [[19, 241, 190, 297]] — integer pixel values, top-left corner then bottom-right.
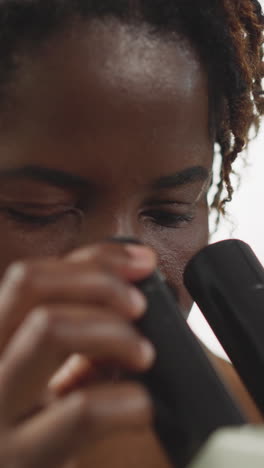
[[151, 166, 211, 190], [0, 165, 89, 190], [0, 164, 211, 191]]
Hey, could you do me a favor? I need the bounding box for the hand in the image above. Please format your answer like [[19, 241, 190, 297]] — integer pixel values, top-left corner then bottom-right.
[[0, 242, 157, 468]]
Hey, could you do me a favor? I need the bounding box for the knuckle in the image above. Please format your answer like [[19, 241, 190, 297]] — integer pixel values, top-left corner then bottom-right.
[[73, 391, 110, 430], [127, 382, 151, 402], [98, 274, 122, 296], [4, 261, 40, 296], [89, 271, 124, 301], [121, 382, 153, 419], [70, 392, 98, 430], [69, 243, 132, 275], [86, 246, 113, 270], [26, 306, 58, 345], [101, 243, 131, 262], [74, 392, 92, 416], [74, 244, 105, 262], [69, 383, 153, 434], [88, 243, 130, 268]]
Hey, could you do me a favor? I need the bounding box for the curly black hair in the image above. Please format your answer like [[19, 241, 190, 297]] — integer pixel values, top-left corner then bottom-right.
[[0, 0, 262, 217]]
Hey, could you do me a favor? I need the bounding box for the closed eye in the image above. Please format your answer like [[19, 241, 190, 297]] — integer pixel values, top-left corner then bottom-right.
[[1, 206, 82, 228], [142, 210, 195, 228]]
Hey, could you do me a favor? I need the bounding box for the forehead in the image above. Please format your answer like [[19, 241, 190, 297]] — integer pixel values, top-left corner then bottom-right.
[[0, 19, 212, 178]]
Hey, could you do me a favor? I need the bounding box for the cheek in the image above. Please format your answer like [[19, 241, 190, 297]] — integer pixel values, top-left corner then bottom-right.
[[142, 206, 209, 318], [0, 220, 79, 277]]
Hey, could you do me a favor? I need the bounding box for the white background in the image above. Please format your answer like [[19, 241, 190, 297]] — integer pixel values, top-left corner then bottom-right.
[[188, 123, 264, 359], [188, 3, 264, 358]]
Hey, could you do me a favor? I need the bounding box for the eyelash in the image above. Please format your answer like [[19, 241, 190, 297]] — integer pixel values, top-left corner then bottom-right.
[[2, 207, 194, 230], [3, 208, 73, 227], [143, 210, 195, 228]]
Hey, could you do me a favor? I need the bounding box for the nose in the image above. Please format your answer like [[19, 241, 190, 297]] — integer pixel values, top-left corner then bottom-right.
[[76, 208, 141, 247]]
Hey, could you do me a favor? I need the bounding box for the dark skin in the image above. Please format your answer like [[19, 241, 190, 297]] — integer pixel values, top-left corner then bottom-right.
[[0, 19, 258, 468]]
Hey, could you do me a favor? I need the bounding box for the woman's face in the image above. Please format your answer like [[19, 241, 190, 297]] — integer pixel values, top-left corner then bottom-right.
[[0, 20, 213, 317]]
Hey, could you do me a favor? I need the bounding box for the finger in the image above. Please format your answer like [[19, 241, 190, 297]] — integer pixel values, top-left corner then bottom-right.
[[66, 242, 157, 281], [48, 353, 94, 395], [12, 383, 153, 468], [0, 305, 155, 423], [0, 254, 153, 352]]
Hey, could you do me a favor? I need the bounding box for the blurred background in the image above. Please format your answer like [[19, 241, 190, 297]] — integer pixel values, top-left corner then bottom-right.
[[188, 14, 264, 359]]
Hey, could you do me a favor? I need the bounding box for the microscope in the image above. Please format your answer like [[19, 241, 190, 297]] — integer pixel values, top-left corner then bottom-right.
[[112, 238, 264, 467]]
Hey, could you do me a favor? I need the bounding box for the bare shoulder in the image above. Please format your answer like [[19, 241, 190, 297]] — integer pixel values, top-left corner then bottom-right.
[[203, 344, 263, 424]]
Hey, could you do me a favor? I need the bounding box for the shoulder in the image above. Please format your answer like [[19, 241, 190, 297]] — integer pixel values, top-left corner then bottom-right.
[[203, 344, 263, 424]]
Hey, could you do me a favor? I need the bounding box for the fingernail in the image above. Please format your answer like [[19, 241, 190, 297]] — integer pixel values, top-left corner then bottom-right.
[[139, 340, 156, 367], [129, 289, 147, 316], [124, 245, 156, 267]]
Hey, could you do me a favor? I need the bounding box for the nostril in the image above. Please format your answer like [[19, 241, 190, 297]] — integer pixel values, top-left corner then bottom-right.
[[105, 236, 143, 245]]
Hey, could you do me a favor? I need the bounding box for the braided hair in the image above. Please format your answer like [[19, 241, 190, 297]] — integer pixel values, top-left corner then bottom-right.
[[0, 0, 262, 218]]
